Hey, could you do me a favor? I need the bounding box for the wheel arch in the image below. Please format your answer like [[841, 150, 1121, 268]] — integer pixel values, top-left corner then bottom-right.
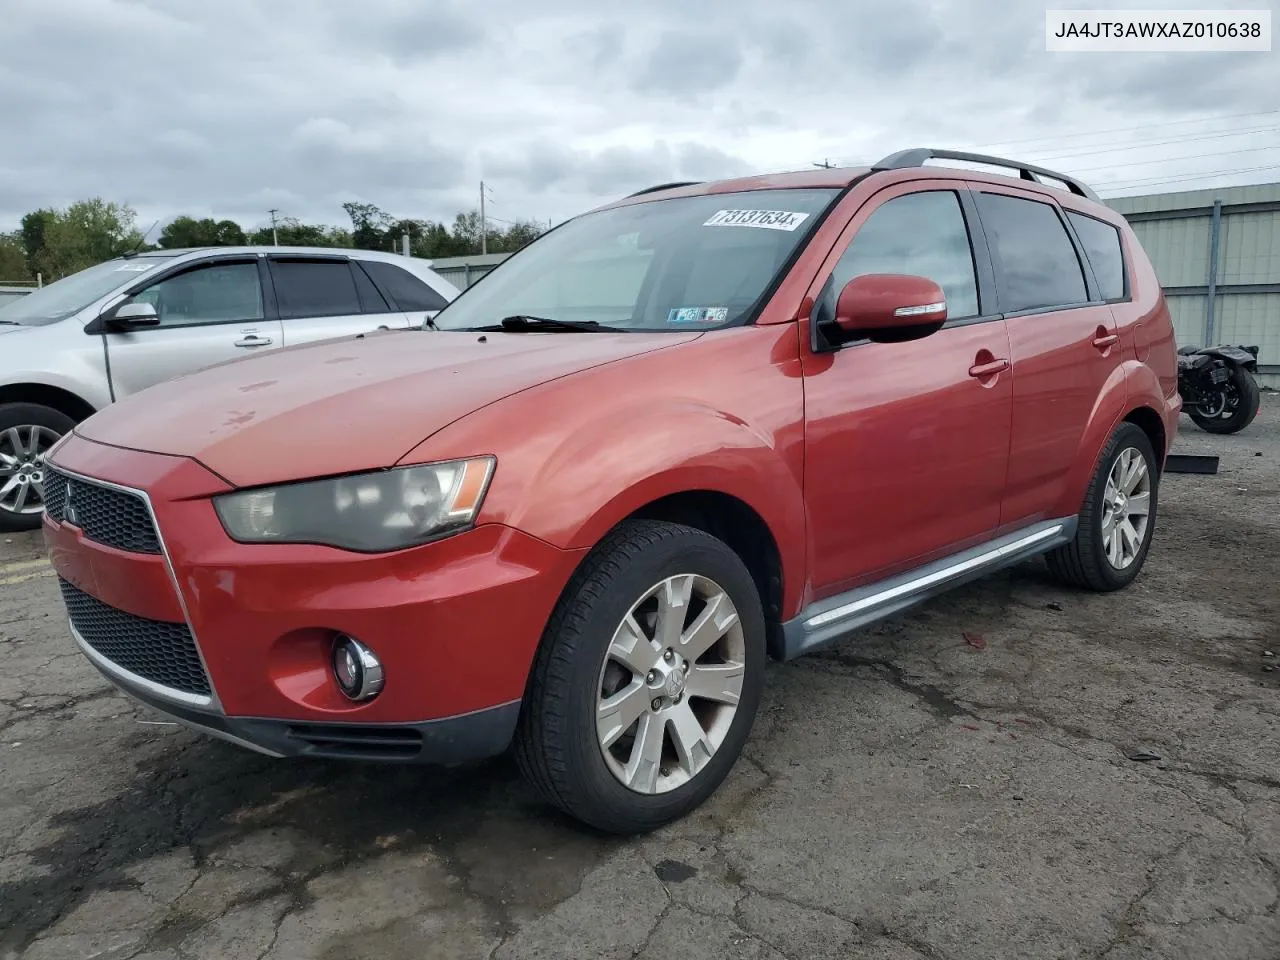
[[0, 383, 97, 424]]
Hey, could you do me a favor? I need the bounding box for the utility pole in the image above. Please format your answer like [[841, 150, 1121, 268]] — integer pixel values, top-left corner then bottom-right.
[[479, 181, 487, 255], [267, 208, 280, 246]]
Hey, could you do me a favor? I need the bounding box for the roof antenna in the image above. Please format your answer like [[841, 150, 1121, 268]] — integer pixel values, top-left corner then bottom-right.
[[124, 219, 161, 257]]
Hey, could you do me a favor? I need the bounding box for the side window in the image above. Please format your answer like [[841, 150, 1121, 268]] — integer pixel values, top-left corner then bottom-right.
[[974, 193, 1088, 313], [129, 261, 263, 327], [271, 260, 362, 319], [351, 265, 391, 313], [1066, 211, 1127, 301], [360, 261, 450, 312], [830, 191, 980, 320]]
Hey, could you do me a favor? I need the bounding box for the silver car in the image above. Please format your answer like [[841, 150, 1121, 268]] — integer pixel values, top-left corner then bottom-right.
[[0, 246, 460, 531]]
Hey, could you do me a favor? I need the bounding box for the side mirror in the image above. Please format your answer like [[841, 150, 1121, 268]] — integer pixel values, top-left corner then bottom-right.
[[105, 301, 161, 330], [834, 273, 947, 338]]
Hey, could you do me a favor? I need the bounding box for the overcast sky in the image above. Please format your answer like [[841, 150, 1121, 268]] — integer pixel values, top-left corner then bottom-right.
[[2, 0, 1278, 237]]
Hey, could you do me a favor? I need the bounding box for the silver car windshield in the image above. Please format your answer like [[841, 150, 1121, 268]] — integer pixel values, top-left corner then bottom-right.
[[432, 188, 841, 332], [0, 256, 175, 326]]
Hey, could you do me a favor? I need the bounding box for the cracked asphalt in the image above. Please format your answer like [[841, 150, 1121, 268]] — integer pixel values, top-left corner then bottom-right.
[[2, 397, 1278, 960]]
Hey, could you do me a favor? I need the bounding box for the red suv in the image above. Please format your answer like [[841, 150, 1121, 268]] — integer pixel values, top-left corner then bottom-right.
[[43, 149, 1179, 834]]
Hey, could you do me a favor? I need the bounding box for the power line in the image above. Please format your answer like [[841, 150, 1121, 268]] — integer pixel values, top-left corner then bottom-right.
[[1020, 124, 1280, 163], [827, 118, 1280, 171], [963, 108, 1280, 152], [1097, 163, 1280, 194], [1066, 143, 1280, 175]]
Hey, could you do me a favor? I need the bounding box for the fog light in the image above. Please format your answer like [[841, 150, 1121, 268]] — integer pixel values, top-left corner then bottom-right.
[[332, 635, 384, 701]]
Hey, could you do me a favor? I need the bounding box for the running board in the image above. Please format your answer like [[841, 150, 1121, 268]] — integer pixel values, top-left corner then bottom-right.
[[778, 517, 1077, 660]]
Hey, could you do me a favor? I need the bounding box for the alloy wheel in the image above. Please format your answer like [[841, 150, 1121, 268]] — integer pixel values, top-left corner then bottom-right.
[[0, 425, 60, 517], [596, 573, 746, 795], [1101, 446, 1151, 570]]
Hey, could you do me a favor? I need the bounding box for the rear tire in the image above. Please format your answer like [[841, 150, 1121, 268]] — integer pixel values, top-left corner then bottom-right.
[[0, 402, 74, 533], [1189, 366, 1261, 435], [1046, 422, 1159, 592], [514, 519, 766, 834]]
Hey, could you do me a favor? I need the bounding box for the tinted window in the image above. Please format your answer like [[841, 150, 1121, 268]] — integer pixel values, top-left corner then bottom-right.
[[1067, 211, 1126, 300], [361, 261, 449, 312], [129, 261, 262, 327], [352, 264, 390, 313], [975, 193, 1088, 313], [271, 260, 361, 319], [830, 191, 979, 320]]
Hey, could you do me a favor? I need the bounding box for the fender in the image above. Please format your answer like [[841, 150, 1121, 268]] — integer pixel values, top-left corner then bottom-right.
[[398, 327, 809, 616], [0, 375, 106, 420], [1192, 344, 1259, 372], [1049, 360, 1134, 519]]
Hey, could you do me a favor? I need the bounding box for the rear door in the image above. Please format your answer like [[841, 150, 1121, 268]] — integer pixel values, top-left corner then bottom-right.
[[967, 183, 1126, 529], [102, 256, 284, 399], [266, 255, 411, 347]]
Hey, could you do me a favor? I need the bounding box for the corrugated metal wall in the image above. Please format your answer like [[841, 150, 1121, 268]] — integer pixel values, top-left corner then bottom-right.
[[1107, 181, 1280, 388]]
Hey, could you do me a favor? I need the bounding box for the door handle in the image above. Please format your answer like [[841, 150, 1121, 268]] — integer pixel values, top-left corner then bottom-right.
[[1091, 333, 1119, 350], [234, 335, 273, 348], [968, 358, 1010, 378]]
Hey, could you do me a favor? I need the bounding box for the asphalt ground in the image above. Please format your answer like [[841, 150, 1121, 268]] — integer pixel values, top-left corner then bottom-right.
[[1, 396, 1277, 960]]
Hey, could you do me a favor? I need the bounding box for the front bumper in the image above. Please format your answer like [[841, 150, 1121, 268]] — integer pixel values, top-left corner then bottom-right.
[[43, 433, 584, 763]]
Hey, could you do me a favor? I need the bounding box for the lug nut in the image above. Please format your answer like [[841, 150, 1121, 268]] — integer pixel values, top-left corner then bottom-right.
[[646, 670, 656, 683], [664, 649, 674, 662], [682, 661, 689, 672], [651, 698, 663, 711]]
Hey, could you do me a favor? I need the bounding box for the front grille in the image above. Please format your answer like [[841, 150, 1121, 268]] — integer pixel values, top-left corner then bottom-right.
[[59, 578, 211, 697], [44, 465, 162, 554]]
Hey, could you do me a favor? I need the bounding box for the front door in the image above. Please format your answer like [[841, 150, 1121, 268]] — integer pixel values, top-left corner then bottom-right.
[[966, 184, 1127, 528], [103, 258, 284, 399], [801, 182, 1013, 598]]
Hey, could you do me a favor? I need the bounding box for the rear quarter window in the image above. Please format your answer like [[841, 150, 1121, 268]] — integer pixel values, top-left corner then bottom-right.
[[1066, 211, 1127, 301], [359, 261, 450, 312]]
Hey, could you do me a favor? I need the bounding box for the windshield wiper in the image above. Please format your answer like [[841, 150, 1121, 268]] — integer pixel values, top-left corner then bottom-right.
[[468, 315, 624, 333], [0, 320, 21, 326]]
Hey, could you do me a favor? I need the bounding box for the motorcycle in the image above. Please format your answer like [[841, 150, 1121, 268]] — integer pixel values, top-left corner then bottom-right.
[[1176, 343, 1262, 435]]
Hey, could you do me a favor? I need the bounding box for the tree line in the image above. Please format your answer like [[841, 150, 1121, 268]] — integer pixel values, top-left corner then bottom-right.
[[0, 199, 546, 283]]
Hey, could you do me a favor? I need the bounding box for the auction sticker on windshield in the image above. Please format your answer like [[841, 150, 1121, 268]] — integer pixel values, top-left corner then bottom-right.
[[703, 209, 811, 231]]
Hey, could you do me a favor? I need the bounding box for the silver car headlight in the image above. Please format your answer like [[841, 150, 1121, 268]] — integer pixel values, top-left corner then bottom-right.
[[213, 457, 496, 552]]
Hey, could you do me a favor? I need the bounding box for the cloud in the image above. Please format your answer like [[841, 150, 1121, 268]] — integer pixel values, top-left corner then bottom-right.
[[0, 0, 1276, 238]]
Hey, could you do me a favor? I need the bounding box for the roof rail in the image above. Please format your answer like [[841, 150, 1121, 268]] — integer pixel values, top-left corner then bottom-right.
[[870, 148, 1099, 201], [625, 181, 702, 199]]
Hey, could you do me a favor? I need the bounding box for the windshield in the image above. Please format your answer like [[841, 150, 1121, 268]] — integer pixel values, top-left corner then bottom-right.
[[433, 188, 841, 332], [0, 255, 175, 326]]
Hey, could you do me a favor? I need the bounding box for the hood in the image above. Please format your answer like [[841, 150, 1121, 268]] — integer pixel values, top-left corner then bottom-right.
[[75, 329, 699, 487]]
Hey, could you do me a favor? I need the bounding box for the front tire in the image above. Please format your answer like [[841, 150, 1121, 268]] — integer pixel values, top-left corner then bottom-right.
[[1047, 422, 1159, 592], [1189, 366, 1261, 435], [0, 403, 74, 533], [514, 519, 766, 834]]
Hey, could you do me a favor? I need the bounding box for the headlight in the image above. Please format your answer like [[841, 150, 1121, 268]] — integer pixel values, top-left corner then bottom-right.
[[213, 457, 496, 552]]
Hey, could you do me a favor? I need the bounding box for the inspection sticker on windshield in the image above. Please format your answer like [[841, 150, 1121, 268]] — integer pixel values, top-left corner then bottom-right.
[[703, 209, 810, 231], [667, 306, 728, 326]]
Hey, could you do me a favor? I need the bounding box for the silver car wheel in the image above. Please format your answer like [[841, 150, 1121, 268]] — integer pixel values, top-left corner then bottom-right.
[[595, 573, 746, 795], [0, 425, 61, 516], [1101, 446, 1151, 570]]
